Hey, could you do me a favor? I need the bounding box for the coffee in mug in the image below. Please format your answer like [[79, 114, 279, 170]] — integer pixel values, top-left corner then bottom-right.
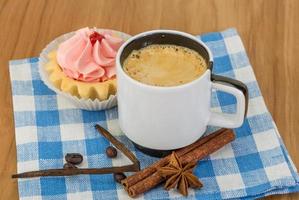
[[116, 30, 248, 157], [123, 44, 207, 87]]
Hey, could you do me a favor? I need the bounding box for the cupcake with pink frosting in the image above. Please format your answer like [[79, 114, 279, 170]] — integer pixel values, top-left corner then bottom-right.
[[39, 27, 131, 110]]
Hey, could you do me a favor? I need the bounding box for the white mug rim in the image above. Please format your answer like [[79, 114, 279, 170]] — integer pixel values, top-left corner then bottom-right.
[[116, 29, 214, 90]]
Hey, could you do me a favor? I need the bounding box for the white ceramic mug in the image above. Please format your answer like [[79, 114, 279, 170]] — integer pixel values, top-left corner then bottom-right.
[[116, 30, 248, 156]]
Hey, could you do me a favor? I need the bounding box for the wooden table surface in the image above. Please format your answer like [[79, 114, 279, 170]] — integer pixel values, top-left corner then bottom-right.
[[0, 0, 298, 199]]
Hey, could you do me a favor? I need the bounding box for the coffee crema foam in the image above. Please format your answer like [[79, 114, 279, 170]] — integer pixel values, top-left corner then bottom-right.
[[123, 44, 207, 87]]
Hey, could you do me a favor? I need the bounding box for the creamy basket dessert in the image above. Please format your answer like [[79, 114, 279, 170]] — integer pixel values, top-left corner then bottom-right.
[[39, 27, 131, 110], [44, 27, 126, 100]]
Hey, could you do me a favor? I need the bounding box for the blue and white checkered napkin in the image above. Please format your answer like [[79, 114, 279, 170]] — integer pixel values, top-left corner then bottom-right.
[[9, 28, 299, 200]]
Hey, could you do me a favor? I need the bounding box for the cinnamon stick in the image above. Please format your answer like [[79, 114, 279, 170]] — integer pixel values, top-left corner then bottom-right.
[[124, 129, 235, 197], [122, 128, 226, 188]]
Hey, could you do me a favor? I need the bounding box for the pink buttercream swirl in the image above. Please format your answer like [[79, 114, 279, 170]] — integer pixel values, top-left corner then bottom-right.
[[57, 27, 124, 82]]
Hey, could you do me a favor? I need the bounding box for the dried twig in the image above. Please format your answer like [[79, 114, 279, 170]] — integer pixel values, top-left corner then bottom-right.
[[12, 124, 140, 179]]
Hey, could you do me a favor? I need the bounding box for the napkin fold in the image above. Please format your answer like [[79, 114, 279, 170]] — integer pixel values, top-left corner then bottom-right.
[[9, 28, 299, 200]]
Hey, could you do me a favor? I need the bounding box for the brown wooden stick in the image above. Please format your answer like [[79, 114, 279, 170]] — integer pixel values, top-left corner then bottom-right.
[[95, 124, 140, 169], [122, 128, 227, 188], [12, 124, 140, 179], [126, 129, 235, 197], [12, 164, 138, 179]]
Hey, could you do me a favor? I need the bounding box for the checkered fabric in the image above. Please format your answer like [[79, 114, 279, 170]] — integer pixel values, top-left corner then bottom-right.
[[9, 28, 299, 200]]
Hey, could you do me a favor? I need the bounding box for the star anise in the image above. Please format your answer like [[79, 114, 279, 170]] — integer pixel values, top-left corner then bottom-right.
[[158, 152, 203, 196]]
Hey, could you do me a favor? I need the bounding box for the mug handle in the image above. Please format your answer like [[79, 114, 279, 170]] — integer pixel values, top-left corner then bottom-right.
[[208, 74, 249, 128]]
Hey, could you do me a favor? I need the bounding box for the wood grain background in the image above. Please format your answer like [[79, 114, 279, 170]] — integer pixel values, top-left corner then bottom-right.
[[0, 0, 298, 199]]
